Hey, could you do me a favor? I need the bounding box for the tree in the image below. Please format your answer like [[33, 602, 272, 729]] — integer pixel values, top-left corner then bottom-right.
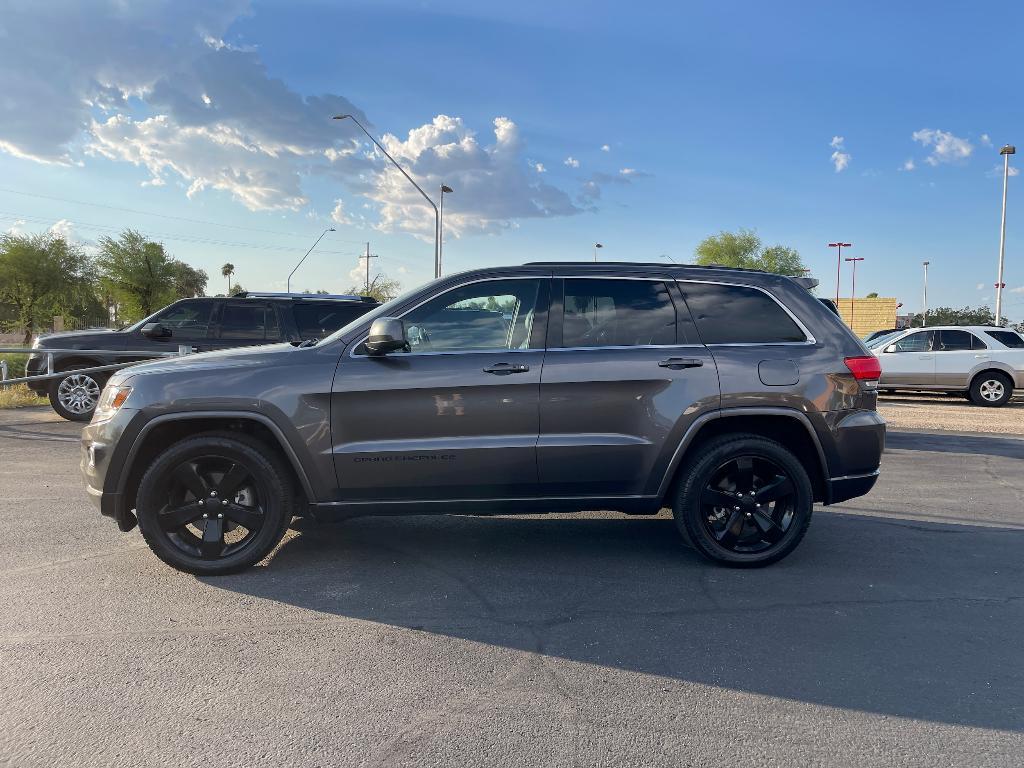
[[346, 274, 402, 303], [865, 292, 879, 298], [221, 263, 235, 295], [906, 305, 1008, 328], [229, 283, 246, 297], [96, 229, 207, 323], [171, 261, 208, 298], [0, 233, 94, 343], [694, 229, 807, 276]]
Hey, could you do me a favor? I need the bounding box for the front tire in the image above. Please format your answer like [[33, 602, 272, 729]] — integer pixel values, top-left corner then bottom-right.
[[969, 372, 1013, 407], [49, 366, 106, 421], [136, 433, 294, 575], [672, 434, 814, 568]]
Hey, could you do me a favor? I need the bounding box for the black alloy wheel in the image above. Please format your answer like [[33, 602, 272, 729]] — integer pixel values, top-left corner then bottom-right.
[[674, 434, 813, 567], [137, 434, 293, 575], [699, 455, 796, 554]]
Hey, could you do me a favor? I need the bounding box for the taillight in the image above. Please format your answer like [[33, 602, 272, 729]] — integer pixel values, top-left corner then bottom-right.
[[844, 355, 882, 381]]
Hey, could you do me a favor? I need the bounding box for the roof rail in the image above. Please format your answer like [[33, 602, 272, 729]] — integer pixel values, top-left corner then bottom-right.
[[234, 291, 375, 302]]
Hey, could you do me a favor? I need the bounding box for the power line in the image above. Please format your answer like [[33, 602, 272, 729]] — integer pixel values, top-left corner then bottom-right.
[[0, 187, 369, 244], [0, 211, 364, 256]]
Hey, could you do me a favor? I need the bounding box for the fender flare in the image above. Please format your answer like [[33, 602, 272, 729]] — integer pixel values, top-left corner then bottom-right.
[[116, 410, 317, 503], [654, 406, 830, 501]]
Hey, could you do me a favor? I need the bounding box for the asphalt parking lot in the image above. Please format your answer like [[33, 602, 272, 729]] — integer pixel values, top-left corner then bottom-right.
[[1, 407, 1022, 767]]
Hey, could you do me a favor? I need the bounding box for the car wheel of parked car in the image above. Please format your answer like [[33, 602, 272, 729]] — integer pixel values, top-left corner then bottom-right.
[[136, 433, 294, 575], [969, 372, 1013, 407], [672, 434, 813, 568], [49, 366, 107, 422]]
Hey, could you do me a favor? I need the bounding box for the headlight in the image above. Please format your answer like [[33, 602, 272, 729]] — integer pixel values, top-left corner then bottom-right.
[[92, 385, 132, 422]]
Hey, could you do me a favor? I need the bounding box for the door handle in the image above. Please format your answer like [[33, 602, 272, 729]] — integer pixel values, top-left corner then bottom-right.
[[483, 362, 530, 375], [918, 355, 933, 360], [659, 357, 704, 370], [975, 354, 989, 359]]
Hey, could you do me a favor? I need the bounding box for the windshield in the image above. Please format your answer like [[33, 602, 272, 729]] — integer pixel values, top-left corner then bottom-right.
[[866, 330, 903, 349]]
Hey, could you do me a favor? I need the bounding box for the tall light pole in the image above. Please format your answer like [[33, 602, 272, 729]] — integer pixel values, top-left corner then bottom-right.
[[593, 242, 603, 262], [921, 261, 930, 327], [828, 242, 852, 306], [439, 184, 453, 277], [332, 114, 441, 278], [995, 144, 1015, 326], [287, 227, 335, 294], [845, 256, 864, 328]]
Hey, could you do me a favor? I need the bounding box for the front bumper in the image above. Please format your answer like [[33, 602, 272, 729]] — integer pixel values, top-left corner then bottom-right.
[[81, 407, 140, 531]]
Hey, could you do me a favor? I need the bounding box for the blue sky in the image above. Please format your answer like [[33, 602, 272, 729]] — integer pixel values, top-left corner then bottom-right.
[[1, 1, 1021, 319]]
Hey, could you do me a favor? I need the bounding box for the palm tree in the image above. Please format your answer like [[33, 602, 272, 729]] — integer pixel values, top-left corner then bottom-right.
[[221, 263, 235, 295]]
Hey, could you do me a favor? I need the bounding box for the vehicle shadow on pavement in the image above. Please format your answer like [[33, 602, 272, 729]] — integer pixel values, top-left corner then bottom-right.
[[207, 511, 1024, 732], [887, 430, 1024, 459]]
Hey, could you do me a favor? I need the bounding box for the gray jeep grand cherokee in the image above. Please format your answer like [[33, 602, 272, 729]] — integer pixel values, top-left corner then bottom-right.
[[81, 262, 885, 574]]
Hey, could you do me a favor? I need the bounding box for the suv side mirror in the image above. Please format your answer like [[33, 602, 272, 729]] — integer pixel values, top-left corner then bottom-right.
[[365, 317, 409, 355], [885, 344, 897, 353], [141, 322, 172, 340]]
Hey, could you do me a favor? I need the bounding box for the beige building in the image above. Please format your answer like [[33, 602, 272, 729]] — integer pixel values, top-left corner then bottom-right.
[[835, 297, 898, 338]]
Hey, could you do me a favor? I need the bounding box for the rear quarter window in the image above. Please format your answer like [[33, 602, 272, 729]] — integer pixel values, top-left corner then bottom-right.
[[984, 330, 1024, 348], [679, 283, 806, 344]]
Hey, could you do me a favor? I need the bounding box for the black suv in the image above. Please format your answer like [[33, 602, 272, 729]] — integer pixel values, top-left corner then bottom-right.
[[28, 292, 379, 420], [81, 263, 885, 574]]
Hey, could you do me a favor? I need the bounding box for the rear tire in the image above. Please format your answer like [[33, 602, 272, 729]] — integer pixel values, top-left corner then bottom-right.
[[136, 433, 294, 575], [969, 372, 1013, 407], [672, 434, 814, 568], [49, 366, 107, 421]]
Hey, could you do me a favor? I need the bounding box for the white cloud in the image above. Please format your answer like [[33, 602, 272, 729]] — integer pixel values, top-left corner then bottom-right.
[[900, 159, 915, 172], [829, 136, 850, 172], [620, 168, 636, 176], [600, 144, 611, 152], [981, 134, 992, 147], [368, 115, 581, 238], [88, 114, 309, 211], [5, 219, 27, 235], [1010, 285, 1024, 294], [330, 199, 352, 226], [977, 283, 986, 290], [987, 164, 1020, 178], [0, 2, 596, 236], [49, 219, 74, 239], [564, 156, 579, 168], [912, 128, 973, 165]]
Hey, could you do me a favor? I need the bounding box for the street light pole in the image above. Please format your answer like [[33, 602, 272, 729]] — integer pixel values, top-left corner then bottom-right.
[[828, 242, 852, 306], [845, 256, 864, 328], [922, 261, 930, 327], [333, 115, 441, 278], [287, 227, 335, 294], [995, 144, 1015, 326], [593, 242, 603, 262], [439, 184, 453, 277]]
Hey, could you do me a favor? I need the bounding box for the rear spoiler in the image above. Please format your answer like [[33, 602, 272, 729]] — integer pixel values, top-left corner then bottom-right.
[[792, 276, 819, 291]]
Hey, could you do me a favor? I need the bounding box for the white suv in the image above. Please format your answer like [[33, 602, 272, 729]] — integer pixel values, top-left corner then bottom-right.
[[868, 326, 1024, 407]]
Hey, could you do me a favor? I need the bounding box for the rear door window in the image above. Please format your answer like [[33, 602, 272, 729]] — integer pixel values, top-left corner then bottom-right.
[[679, 283, 805, 344], [937, 330, 986, 351], [561, 279, 678, 348], [217, 303, 281, 341]]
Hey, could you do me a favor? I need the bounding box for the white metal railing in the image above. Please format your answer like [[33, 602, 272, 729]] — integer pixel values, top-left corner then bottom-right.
[[0, 345, 194, 387]]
